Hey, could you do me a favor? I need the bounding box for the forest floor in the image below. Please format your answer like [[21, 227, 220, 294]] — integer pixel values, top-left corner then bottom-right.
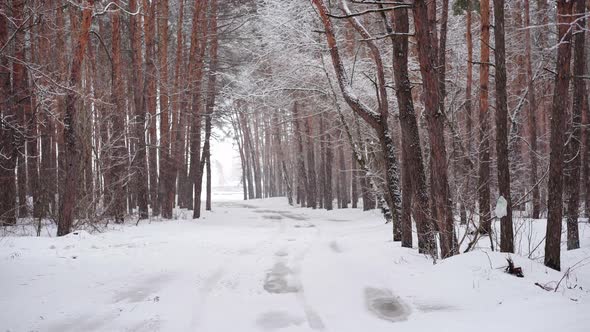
[[1, 190, 590, 331]]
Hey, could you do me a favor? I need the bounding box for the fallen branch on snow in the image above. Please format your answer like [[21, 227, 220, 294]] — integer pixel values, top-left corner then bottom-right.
[[505, 257, 524, 278]]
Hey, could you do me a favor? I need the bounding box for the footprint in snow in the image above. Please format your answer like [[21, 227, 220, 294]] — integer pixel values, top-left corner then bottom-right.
[[364, 287, 410, 322], [263, 262, 299, 294]]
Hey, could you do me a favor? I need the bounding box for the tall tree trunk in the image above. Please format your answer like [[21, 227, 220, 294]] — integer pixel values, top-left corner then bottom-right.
[[536, 0, 550, 214], [564, 0, 585, 251], [13, 0, 29, 218], [158, 0, 173, 219], [412, 0, 456, 257], [545, 0, 574, 271], [188, 0, 208, 216], [252, 114, 263, 199], [93, 20, 108, 210], [171, 0, 186, 209], [204, 0, 218, 213], [82, 58, 94, 218], [46, 2, 59, 216], [39, 1, 56, 218], [39, 23, 54, 218], [389, 6, 432, 251], [337, 137, 347, 209], [493, 0, 514, 253], [129, 0, 149, 219], [478, 0, 492, 235], [0, 9, 17, 225], [264, 119, 272, 198], [27, 103, 40, 218], [305, 114, 317, 209], [143, 0, 159, 216], [324, 117, 334, 210], [57, 0, 95, 236], [55, 1, 67, 217], [110, 0, 126, 223], [438, 0, 449, 114], [437, 0, 453, 249], [584, 0, 590, 218], [125, 64, 135, 215], [196, 0, 219, 217], [181, 131, 191, 207], [524, 0, 541, 219], [293, 102, 308, 207], [97, 19, 114, 214], [463, 0, 474, 224], [29, 21, 41, 218], [195, 0, 217, 218]]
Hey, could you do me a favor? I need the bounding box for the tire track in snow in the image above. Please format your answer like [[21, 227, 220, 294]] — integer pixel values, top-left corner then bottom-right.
[[190, 203, 290, 329], [291, 224, 326, 330], [259, 211, 326, 330]]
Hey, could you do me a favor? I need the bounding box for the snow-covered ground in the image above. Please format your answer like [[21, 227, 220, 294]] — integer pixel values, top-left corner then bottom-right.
[[1, 190, 590, 331]]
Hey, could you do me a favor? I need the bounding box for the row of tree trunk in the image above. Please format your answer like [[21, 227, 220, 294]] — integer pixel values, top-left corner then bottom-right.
[[230, 100, 376, 212], [0, 0, 220, 235], [304, 0, 588, 267]]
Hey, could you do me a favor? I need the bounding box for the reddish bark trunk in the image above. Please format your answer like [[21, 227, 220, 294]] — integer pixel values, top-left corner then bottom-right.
[[324, 117, 334, 211], [158, 0, 173, 219], [545, 0, 574, 271], [0, 8, 17, 225], [129, 0, 149, 219], [461, 0, 474, 224], [110, 0, 127, 223], [493, 0, 514, 253], [13, 0, 29, 218], [524, 0, 541, 219], [252, 113, 263, 199], [142, 0, 159, 216], [171, 0, 186, 209], [337, 137, 347, 209], [413, 0, 457, 257], [57, 0, 95, 236], [305, 114, 317, 209], [204, 0, 218, 213], [188, 0, 208, 216], [564, 0, 585, 250], [478, 0, 492, 235], [390, 7, 432, 250]]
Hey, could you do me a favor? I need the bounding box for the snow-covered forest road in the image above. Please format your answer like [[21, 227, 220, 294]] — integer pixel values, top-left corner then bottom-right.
[[2, 194, 590, 332]]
